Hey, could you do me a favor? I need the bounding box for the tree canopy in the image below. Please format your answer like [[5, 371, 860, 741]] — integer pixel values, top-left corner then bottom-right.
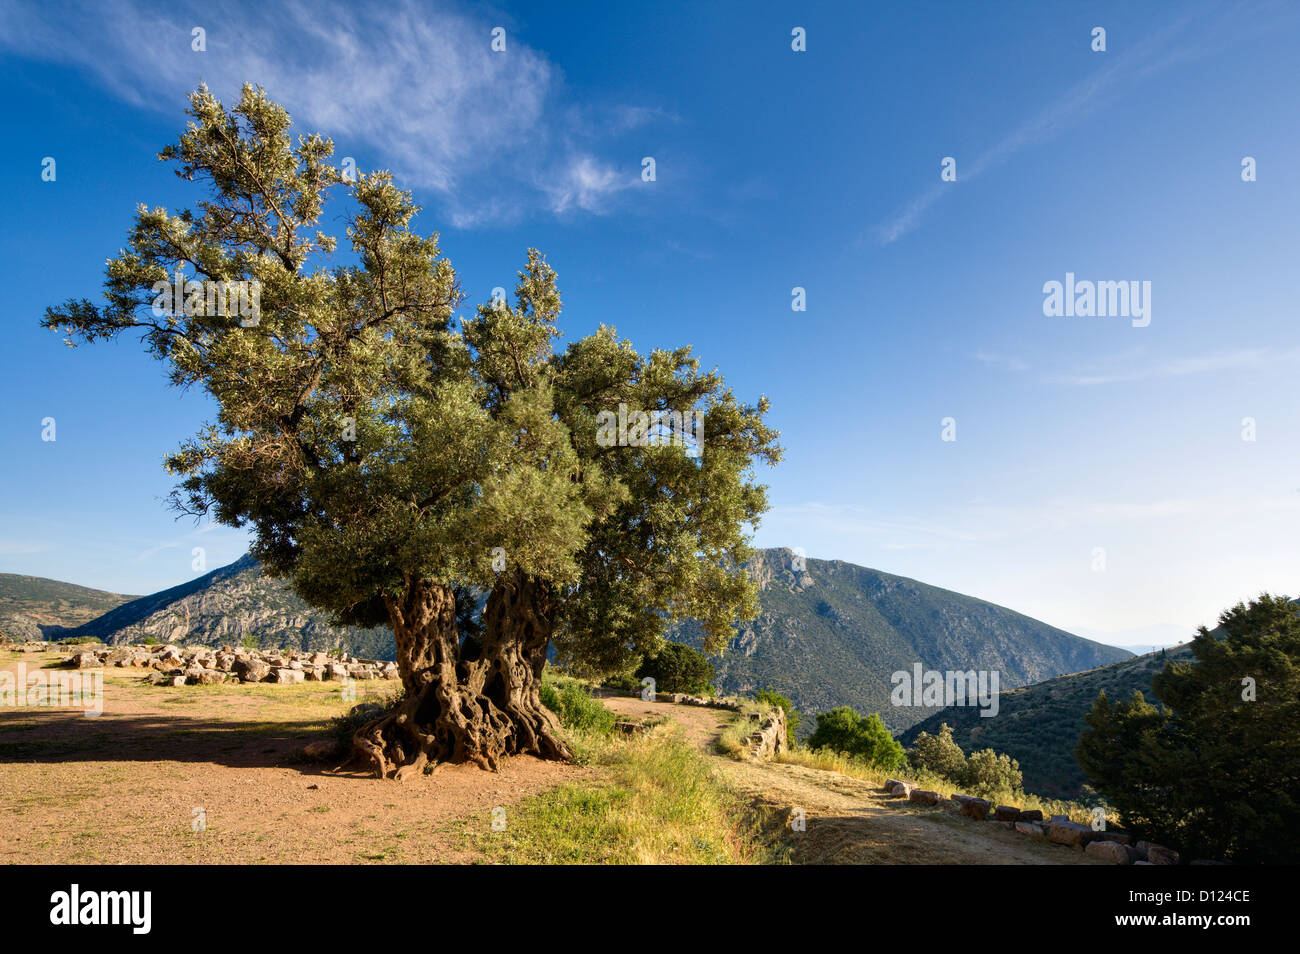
[[44, 84, 781, 775]]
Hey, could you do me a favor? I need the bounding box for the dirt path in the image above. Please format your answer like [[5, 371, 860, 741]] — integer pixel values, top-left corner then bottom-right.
[[0, 650, 591, 864], [604, 695, 1101, 865]]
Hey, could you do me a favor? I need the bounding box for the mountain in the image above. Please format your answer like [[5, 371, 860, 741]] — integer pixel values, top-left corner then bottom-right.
[[0, 573, 139, 640], [666, 548, 1132, 734], [55, 547, 1127, 735], [62, 555, 394, 659], [899, 643, 1196, 799]]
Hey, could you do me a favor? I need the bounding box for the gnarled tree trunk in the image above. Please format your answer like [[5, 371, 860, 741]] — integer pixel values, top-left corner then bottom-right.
[[351, 572, 570, 780]]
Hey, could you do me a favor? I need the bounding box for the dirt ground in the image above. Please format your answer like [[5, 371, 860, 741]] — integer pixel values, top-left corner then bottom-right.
[[2, 650, 1100, 865], [0, 650, 591, 864]]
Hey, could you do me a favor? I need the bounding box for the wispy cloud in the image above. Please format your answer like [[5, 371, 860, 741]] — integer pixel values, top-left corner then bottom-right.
[[134, 541, 180, 562], [766, 492, 1300, 556], [0, 540, 53, 556], [1045, 346, 1300, 386], [0, 0, 661, 225], [540, 154, 635, 214], [872, 7, 1236, 244], [972, 350, 1030, 373]]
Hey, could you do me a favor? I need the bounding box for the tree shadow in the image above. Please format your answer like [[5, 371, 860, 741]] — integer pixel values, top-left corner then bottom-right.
[[0, 708, 367, 778]]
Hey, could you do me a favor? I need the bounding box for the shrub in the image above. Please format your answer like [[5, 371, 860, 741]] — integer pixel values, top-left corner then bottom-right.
[[960, 748, 1023, 797], [601, 673, 641, 694], [636, 642, 715, 695], [907, 722, 966, 779], [806, 706, 905, 771]]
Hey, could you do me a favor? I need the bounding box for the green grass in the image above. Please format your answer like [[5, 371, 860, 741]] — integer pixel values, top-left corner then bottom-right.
[[459, 727, 785, 864], [539, 680, 616, 738], [452, 685, 786, 864]]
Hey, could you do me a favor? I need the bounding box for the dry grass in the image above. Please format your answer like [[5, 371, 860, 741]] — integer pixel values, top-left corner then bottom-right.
[[713, 699, 773, 758], [777, 747, 1108, 825]]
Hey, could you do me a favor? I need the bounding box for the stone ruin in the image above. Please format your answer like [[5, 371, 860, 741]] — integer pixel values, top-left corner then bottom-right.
[[59, 642, 399, 687], [879, 778, 1201, 865]]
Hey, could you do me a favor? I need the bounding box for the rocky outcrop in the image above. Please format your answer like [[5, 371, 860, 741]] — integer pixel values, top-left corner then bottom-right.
[[60, 555, 395, 661], [0, 614, 44, 643], [743, 547, 815, 592], [746, 706, 788, 761]]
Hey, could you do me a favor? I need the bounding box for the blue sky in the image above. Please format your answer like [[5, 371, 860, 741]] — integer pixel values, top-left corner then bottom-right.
[[1, 0, 1298, 649]]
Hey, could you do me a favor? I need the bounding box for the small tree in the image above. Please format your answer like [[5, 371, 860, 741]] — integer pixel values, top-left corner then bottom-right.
[[1076, 593, 1300, 862], [959, 748, 1023, 797], [807, 706, 904, 771], [907, 722, 966, 780], [636, 642, 715, 695]]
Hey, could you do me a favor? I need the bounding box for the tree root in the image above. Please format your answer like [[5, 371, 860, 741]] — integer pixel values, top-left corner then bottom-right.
[[349, 678, 572, 780]]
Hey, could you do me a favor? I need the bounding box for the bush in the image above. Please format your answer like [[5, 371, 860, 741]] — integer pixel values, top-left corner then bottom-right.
[[806, 706, 905, 771], [907, 722, 966, 779], [905, 723, 1023, 796], [601, 673, 641, 694], [636, 642, 715, 695], [959, 748, 1023, 797]]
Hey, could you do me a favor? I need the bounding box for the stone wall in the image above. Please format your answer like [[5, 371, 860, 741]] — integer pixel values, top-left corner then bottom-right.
[[879, 780, 1201, 865]]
